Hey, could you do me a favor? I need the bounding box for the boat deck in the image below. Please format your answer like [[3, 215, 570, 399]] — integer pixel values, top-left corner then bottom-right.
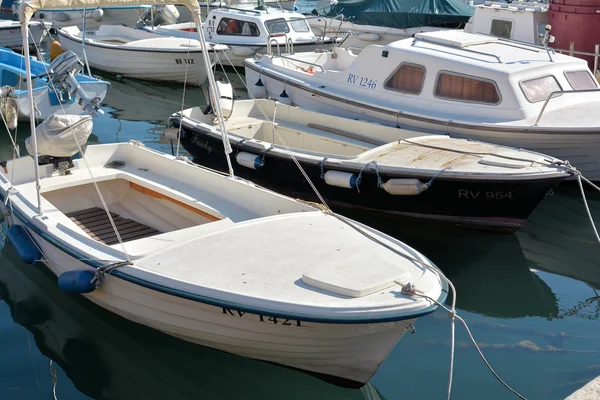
[[66, 207, 160, 245]]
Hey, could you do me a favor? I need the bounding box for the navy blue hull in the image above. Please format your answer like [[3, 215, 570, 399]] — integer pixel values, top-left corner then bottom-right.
[[178, 125, 565, 233]]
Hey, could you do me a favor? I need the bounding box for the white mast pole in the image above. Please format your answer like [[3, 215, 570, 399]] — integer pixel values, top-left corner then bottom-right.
[[21, 20, 43, 215], [191, 11, 235, 178]]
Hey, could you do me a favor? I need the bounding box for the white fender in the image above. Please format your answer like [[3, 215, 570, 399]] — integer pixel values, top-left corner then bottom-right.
[[230, 46, 256, 57], [236, 152, 264, 169], [381, 179, 426, 195], [91, 8, 104, 22], [358, 33, 381, 42], [324, 170, 357, 189]]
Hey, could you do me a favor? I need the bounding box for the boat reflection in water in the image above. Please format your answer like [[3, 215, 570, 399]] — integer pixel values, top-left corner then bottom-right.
[[518, 186, 600, 291], [0, 242, 385, 400], [344, 211, 560, 320]]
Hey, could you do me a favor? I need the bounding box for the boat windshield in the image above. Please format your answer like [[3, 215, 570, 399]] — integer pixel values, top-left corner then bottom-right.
[[289, 18, 310, 33], [265, 18, 289, 34]]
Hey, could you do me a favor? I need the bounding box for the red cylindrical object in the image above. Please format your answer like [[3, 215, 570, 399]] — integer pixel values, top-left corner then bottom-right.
[[549, 0, 600, 69]]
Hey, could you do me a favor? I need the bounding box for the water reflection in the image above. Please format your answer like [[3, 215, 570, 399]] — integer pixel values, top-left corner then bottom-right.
[[0, 242, 384, 400]]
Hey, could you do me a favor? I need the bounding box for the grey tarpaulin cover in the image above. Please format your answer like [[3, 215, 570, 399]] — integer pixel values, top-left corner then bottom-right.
[[313, 0, 473, 29], [26, 114, 93, 157]]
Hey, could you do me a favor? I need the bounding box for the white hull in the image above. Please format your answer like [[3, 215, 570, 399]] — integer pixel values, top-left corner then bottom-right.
[[28, 8, 145, 29], [308, 18, 444, 49], [21, 227, 409, 385], [245, 67, 600, 181], [14, 84, 108, 120], [218, 42, 332, 67], [0, 21, 48, 49], [58, 28, 216, 85]]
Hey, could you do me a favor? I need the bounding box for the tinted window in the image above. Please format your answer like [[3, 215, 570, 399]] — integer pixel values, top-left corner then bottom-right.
[[520, 76, 561, 102], [265, 18, 289, 34], [385, 64, 425, 94], [565, 70, 598, 90], [217, 18, 260, 36], [436, 73, 500, 104], [490, 19, 512, 39], [290, 19, 310, 33]]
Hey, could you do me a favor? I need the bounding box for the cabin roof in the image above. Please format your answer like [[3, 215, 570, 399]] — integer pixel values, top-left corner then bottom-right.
[[386, 31, 587, 75], [478, 1, 548, 13], [209, 7, 307, 22]]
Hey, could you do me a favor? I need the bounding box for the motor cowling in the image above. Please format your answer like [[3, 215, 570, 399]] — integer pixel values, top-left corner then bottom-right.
[[25, 114, 93, 159]]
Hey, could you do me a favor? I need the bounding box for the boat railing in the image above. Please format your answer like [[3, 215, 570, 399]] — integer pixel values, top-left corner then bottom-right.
[[277, 54, 325, 73], [555, 43, 600, 76], [533, 88, 600, 126], [267, 33, 292, 55]]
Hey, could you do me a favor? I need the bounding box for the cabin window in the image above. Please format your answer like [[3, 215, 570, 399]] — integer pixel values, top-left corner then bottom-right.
[[290, 19, 310, 33], [217, 18, 260, 36], [520, 75, 562, 103], [490, 19, 512, 39], [265, 18, 290, 34], [435, 72, 501, 104], [385, 64, 426, 94], [564, 70, 598, 90]]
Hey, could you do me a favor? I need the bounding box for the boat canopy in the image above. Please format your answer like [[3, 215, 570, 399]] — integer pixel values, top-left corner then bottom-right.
[[313, 0, 473, 29], [18, 0, 202, 24]]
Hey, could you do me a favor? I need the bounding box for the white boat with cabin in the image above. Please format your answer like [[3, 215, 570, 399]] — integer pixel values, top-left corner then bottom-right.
[[143, 7, 335, 67], [56, 24, 226, 85], [176, 0, 297, 21], [245, 30, 600, 180], [1, 0, 448, 388]]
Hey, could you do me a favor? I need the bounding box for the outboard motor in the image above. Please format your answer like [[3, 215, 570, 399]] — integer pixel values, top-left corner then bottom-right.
[[139, 5, 180, 27], [25, 114, 93, 172], [43, 51, 103, 116]]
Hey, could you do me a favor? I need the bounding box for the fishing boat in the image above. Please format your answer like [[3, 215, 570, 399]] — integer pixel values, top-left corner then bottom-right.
[[244, 30, 600, 180], [142, 7, 335, 67], [12, 3, 150, 29], [0, 46, 108, 121], [169, 97, 569, 232], [56, 24, 227, 85], [1, 0, 447, 388], [0, 20, 48, 50], [307, 0, 472, 49]]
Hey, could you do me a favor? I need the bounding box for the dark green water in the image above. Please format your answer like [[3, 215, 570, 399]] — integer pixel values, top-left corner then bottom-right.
[[1, 69, 599, 400]]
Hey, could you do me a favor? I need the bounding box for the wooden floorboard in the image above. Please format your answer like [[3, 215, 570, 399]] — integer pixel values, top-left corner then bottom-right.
[[66, 207, 160, 245]]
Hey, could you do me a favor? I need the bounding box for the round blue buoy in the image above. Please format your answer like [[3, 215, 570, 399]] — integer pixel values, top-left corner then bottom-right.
[[7, 225, 41, 264], [57, 270, 97, 293]]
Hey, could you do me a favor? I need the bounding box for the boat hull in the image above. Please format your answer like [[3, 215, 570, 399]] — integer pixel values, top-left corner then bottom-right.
[[57, 30, 215, 85], [0, 22, 47, 49], [178, 126, 564, 233], [245, 64, 600, 181], [7, 221, 412, 387], [13, 84, 108, 120]]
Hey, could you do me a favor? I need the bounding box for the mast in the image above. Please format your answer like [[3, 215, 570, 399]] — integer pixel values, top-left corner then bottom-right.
[[21, 21, 43, 215], [191, 11, 235, 178]]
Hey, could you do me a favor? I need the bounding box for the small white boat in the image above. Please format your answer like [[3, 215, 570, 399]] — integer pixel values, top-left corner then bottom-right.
[[143, 8, 335, 67], [176, 0, 298, 22], [0, 20, 49, 50], [0, 46, 108, 121], [56, 24, 226, 85], [12, 3, 150, 29], [3, 0, 448, 388], [245, 30, 600, 180]]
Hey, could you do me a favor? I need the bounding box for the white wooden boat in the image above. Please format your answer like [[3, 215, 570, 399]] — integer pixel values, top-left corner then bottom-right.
[[143, 8, 335, 67], [56, 24, 226, 85], [245, 30, 600, 180], [0, 20, 49, 49], [0, 46, 108, 121], [176, 0, 297, 22], [12, 3, 149, 29], [2, 0, 447, 387], [171, 98, 569, 232]]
